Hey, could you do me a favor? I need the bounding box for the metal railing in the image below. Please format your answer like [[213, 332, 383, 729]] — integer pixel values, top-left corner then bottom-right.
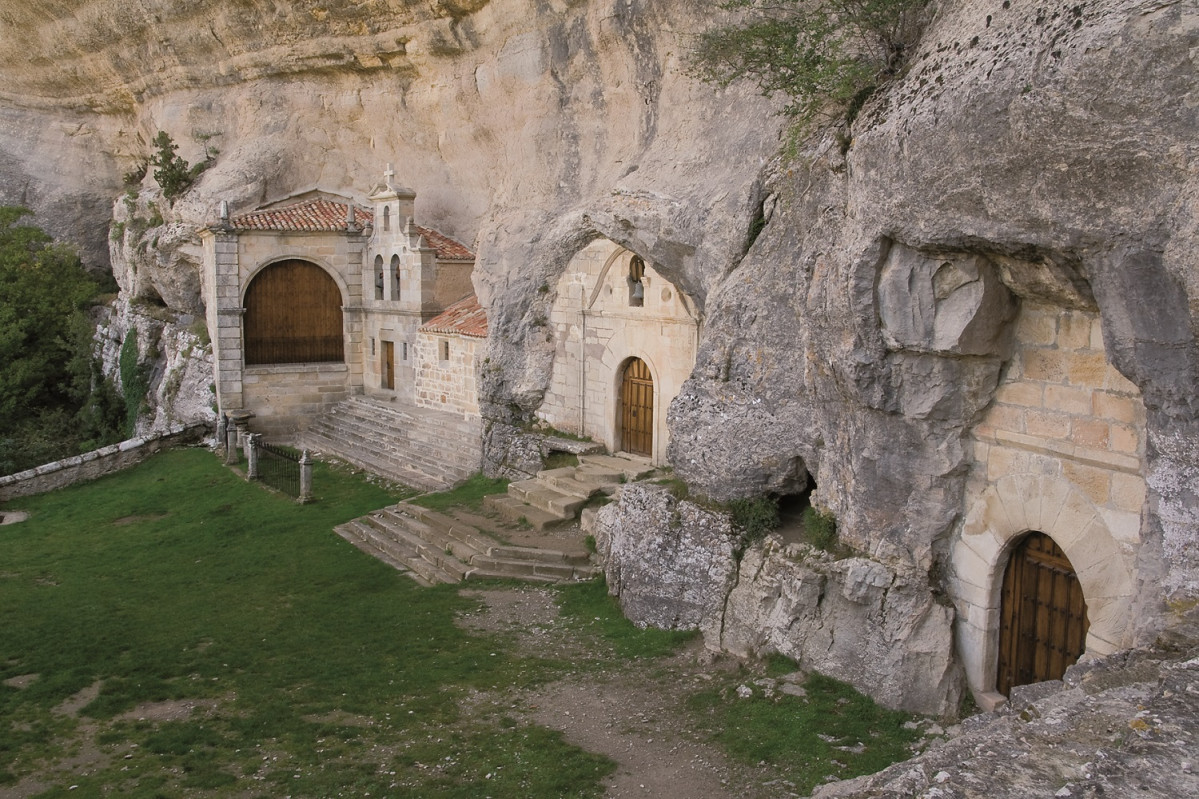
[[256, 442, 301, 497], [220, 415, 313, 502]]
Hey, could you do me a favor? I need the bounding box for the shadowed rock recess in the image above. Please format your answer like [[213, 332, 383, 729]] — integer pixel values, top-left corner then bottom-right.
[[2, 0, 1197, 788]]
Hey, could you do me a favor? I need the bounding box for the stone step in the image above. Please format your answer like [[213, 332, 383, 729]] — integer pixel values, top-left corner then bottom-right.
[[507, 479, 588, 518], [334, 520, 444, 586], [359, 514, 470, 583], [466, 554, 589, 581], [392, 503, 497, 554], [483, 494, 572, 531], [577, 453, 656, 480], [535, 466, 618, 499]]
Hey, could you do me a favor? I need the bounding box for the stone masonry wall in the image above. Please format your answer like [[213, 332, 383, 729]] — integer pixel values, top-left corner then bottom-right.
[[951, 302, 1148, 701], [413, 332, 481, 418], [242, 364, 351, 439], [973, 303, 1146, 541], [0, 424, 210, 501]]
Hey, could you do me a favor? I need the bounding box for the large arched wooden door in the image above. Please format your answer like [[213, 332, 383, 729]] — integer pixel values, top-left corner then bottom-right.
[[997, 532, 1090, 695], [620, 358, 653, 457], [244, 259, 344, 365]]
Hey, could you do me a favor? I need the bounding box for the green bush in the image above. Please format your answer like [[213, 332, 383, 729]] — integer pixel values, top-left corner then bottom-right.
[[729, 494, 780, 543], [149, 130, 211, 201], [690, 0, 929, 128], [802, 505, 839, 552], [119, 331, 151, 435]]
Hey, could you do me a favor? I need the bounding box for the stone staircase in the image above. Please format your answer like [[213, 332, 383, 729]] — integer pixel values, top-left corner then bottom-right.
[[485, 453, 657, 530], [299, 395, 482, 490], [334, 501, 599, 585]]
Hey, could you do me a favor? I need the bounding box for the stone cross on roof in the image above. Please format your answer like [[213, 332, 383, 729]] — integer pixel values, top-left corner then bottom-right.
[[383, 163, 395, 188]]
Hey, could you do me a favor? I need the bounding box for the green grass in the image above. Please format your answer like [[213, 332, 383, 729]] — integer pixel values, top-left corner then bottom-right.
[[687, 662, 923, 794], [556, 580, 697, 660], [0, 448, 612, 797], [410, 472, 510, 513]]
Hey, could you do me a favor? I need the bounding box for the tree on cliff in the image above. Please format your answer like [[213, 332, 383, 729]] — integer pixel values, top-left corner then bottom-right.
[[691, 0, 928, 127], [149, 131, 211, 201], [0, 207, 123, 474]]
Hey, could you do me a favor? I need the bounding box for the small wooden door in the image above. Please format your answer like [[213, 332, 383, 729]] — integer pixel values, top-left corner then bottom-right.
[[382, 341, 395, 390], [996, 532, 1089, 695], [620, 358, 653, 457]]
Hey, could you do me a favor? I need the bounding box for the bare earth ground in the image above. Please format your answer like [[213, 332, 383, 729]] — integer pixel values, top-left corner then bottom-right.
[[458, 585, 803, 799]]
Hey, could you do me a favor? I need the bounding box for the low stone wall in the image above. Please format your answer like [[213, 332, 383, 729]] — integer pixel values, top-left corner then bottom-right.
[[0, 423, 211, 501], [590, 483, 965, 717]]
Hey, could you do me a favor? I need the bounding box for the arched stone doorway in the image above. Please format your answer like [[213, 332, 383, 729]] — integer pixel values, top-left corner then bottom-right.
[[619, 357, 654, 457], [244, 259, 344, 365], [950, 474, 1135, 706], [996, 532, 1090, 695]]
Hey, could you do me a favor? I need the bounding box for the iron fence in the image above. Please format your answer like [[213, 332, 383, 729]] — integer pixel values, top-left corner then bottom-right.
[[257, 442, 301, 497]]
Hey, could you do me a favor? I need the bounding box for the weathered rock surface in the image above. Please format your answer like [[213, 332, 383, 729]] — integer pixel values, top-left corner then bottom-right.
[[667, 0, 1199, 643], [593, 483, 965, 716], [813, 647, 1199, 799]]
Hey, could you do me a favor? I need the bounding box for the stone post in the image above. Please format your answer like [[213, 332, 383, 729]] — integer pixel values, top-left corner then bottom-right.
[[246, 434, 261, 479], [216, 413, 227, 454], [299, 450, 313, 504], [224, 424, 239, 464]]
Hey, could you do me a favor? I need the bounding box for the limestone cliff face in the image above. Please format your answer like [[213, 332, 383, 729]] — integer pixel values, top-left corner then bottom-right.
[[1, 0, 1197, 685], [666, 0, 1199, 644]]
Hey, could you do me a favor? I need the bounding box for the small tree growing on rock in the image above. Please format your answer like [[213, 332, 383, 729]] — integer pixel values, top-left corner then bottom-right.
[[690, 0, 929, 128], [148, 130, 211, 201]]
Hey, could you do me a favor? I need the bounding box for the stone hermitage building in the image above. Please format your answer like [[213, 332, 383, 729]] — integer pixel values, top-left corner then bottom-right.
[[200, 170, 479, 439], [199, 170, 698, 468]]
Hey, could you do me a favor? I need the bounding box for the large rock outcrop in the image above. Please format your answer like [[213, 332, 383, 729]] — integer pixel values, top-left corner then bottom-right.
[[592, 483, 964, 716]]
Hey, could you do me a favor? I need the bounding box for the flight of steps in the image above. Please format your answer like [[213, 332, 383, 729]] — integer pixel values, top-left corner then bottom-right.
[[334, 502, 599, 585], [484, 453, 657, 530], [299, 396, 482, 490]]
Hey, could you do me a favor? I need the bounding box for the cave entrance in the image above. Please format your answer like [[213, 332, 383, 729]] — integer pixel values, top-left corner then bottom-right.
[[619, 357, 653, 457], [996, 532, 1090, 695]]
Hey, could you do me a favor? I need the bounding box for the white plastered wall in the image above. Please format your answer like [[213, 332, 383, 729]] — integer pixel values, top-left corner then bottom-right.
[[950, 303, 1146, 705], [537, 238, 699, 464]]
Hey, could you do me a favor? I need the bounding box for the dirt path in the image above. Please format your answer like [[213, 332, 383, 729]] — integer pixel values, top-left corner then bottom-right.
[[457, 586, 782, 799]]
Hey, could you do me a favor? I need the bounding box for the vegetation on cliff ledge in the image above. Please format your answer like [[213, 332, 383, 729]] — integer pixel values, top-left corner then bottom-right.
[[690, 0, 929, 127]]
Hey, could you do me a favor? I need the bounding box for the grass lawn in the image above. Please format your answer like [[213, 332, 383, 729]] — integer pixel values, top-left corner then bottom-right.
[[0, 447, 929, 797], [0, 448, 613, 797]]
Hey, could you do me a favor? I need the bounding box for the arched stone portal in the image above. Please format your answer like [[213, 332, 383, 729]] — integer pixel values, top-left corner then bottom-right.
[[951, 473, 1135, 705], [244, 258, 344, 365], [535, 239, 698, 465]]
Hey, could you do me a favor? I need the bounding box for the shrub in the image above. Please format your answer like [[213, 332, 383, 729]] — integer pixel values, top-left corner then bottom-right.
[[802, 505, 839, 552], [729, 494, 780, 544], [119, 331, 151, 435], [690, 0, 929, 128]]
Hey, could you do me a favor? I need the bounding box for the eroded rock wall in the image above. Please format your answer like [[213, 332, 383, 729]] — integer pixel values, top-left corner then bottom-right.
[[667, 0, 1199, 643], [592, 483, 965, 716]]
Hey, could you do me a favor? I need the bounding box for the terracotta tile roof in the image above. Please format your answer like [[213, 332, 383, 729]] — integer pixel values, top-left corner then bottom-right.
[[230, 198, 475, 262], [231, 198, 373, 232], [415, 225, 475, 261], [420, 294, 488, 339]]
